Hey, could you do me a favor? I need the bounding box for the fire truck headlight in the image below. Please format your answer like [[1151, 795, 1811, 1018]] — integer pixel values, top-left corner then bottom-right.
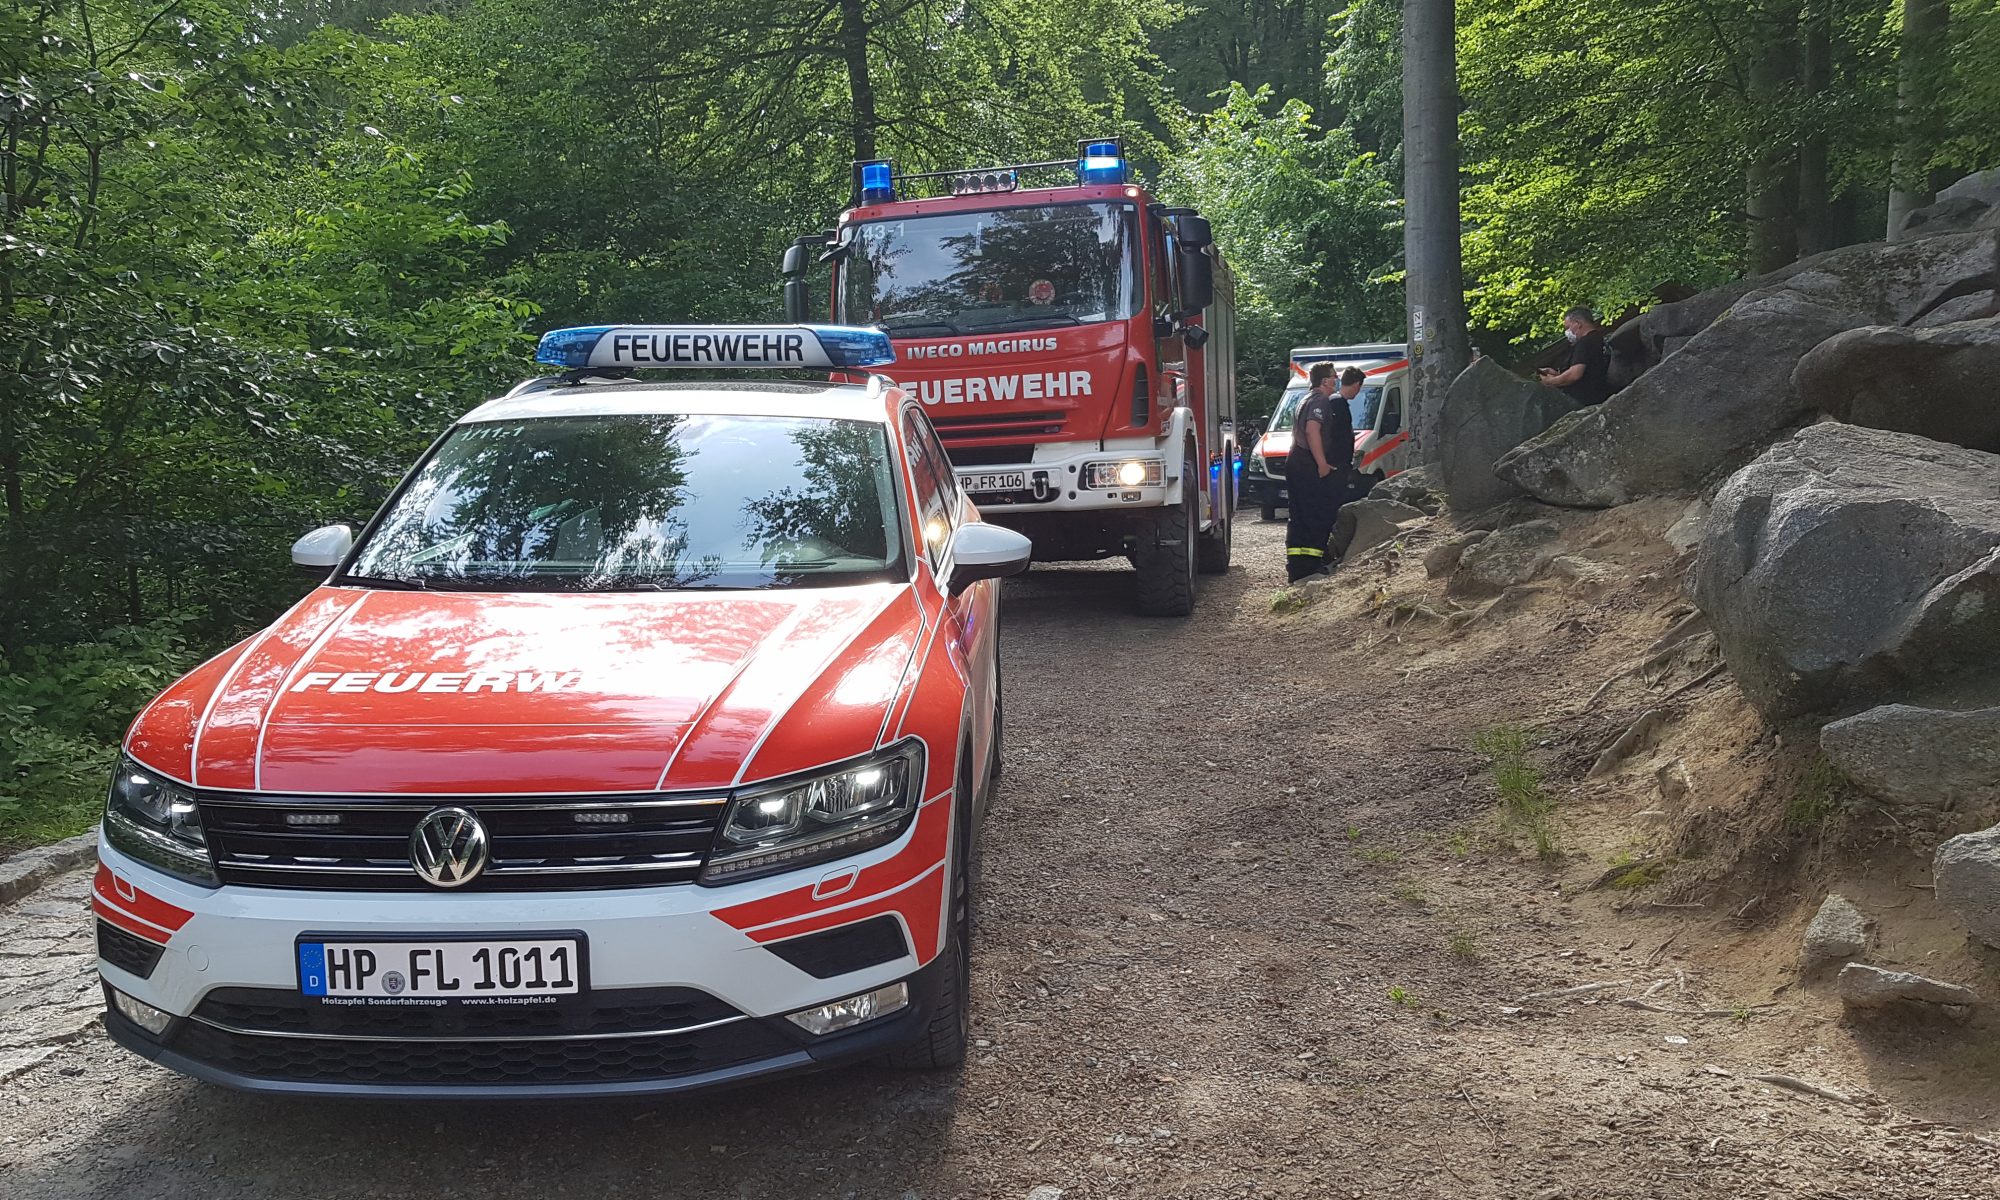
[[702, 741, 925, 884], [1082, 460, 1164, 489]]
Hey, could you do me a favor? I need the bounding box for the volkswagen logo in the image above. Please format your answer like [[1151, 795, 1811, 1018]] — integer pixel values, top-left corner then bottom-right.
[[409, 807, 490, 888]]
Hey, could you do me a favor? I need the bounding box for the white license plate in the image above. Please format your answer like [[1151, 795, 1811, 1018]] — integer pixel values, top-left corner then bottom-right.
[[298, 937, 583, 1002], [960, 471, 1027, 494]]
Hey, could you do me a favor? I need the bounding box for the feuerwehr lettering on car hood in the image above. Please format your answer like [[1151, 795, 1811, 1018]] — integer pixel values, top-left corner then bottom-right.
[[124, 583, 925, 795]]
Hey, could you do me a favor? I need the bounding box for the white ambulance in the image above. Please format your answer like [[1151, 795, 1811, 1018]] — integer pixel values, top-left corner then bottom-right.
[[1241, 343, 1412, 520]]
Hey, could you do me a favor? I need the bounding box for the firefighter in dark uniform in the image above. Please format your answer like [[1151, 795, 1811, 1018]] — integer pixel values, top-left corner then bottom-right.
[[1284, 362, 1357, 581]]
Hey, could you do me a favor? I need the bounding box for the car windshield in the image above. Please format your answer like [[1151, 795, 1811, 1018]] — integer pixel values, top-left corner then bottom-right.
[[839, 202, 1141, 337], [1269, 388, 1306, 434], [344, 414, 905, 591], [1270, 384, 1383, 435]]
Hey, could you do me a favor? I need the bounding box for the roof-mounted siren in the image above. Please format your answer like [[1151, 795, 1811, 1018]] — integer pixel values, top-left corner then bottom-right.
[[856, 159, 895, 204], [534, 324, 895, 373], [1077, 137, 1129, 186]]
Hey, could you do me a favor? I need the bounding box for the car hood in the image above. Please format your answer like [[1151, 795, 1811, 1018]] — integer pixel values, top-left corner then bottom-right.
[[127, 584, 925, 795]]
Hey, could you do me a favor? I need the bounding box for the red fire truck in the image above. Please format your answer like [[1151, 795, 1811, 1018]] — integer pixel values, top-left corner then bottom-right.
[[782, 140, 1237, 617]]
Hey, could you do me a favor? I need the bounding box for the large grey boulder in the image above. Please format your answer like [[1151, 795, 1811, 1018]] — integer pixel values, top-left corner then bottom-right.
[[1452, 519, 1560, 594], [1690, 424, 2000, 721], [1838, 963, 1982, 1008], [1893, 169, 2000, 243], [1934, 824, 2000, 949], [1331, 498, 1427, 559], [1794, 316, 2000, 452], [1437, 358, 1576, 510], [1821, 704, 2000, 812], [1802, 893, 1870, 971], [1495, 232, 2000, 507], [1370, 464, 1443, 514]]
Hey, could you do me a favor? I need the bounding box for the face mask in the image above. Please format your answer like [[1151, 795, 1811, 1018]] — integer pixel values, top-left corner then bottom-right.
[[1565, 330, 1579, 343]]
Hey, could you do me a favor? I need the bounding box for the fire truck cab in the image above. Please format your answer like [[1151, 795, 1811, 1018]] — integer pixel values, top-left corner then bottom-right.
[[782, 140, 1237, 617], [1241, 343, 1411, 521]]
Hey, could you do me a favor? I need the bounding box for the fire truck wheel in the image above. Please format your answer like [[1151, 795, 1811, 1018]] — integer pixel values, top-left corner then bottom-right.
[[1197, 478, 1231, 575], [1133, 452, 1198, 617], [886, 756, 974, 1071]]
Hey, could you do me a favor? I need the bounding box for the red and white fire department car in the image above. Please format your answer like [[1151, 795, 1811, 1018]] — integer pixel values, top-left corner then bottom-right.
[[1241, 343, 1411, 520], [93, 324, 1029, 1097]]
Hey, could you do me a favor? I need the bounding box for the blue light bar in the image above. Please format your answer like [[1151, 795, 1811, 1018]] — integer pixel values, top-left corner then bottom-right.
[[534, 324, 895, 371], [859, 160, 894, 203], [1078, 140, 1127, 185]]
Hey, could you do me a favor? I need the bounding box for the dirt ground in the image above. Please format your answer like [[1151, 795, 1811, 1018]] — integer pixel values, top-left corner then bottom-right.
[[3, 513, 1998, 1199]]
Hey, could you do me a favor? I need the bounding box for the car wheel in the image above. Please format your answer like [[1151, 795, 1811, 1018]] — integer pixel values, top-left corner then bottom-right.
[[1133, 451, 1198, 617], [885, 775, 973, 1071]]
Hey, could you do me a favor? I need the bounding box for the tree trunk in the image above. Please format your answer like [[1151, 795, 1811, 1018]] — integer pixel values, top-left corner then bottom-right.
[[1887, 0, 1950, 237], [1796, 0, 1833, 257], [837, 0, 879, 163], [1401, 0, 1470, 467], [1745, 0, 1799, 273]]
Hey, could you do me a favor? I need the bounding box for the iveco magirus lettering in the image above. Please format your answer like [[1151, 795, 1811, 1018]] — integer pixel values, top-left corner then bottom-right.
[[781, 138, 1239, 617], [93, 323, 1030, 1098]]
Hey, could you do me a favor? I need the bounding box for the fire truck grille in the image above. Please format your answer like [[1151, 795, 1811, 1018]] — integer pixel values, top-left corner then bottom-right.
[[930, 410, 1068, 446], [195, 791, 726, 891]]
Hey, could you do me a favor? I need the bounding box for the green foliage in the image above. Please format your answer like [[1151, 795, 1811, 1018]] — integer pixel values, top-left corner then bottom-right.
[[1473, 724, 1561, 861], [1161, 84, 1403, 423], [0, 621, 198, 847]]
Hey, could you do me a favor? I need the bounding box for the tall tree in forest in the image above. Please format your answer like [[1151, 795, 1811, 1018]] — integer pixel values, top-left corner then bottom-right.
[[1401, 0, 1469, 460], [1887, 0, 1950, 235]]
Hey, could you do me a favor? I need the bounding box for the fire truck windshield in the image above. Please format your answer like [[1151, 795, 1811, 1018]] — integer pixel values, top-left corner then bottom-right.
[[839, 202, 1140, 337]]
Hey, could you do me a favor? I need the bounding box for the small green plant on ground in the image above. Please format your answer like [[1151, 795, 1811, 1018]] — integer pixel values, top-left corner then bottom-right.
[[1472, 723, 1562, 861], [1345, 824, 1363, 842], [1391, 880, 1427, 904], [1357, 846, 1403, 865], [1606, 860, 1666, 889], [1447, 929, 1481, 961], [1388, 985, 1415, 1008], [1270, 587, 1310, 615], [1785, 755, 1851, 832]]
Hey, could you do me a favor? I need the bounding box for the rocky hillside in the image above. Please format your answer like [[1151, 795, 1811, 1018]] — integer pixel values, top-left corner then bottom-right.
[[1316, 168, 2000, 1019]]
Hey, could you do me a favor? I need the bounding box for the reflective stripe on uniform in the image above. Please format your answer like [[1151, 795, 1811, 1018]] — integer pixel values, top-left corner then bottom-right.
[[1286, 547, 1326, 558]]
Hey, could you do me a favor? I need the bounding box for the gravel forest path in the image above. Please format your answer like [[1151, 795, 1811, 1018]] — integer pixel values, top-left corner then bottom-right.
[[2, 519, 1995, 1198]]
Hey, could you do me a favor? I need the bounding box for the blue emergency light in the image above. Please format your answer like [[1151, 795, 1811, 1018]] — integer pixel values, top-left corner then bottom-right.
[[534, 324, 895, 371], [1078, 140, 1128, 185], [859, 160, 895, 203]]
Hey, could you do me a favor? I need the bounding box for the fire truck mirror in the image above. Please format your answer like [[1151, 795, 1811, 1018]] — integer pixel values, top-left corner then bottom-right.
[[1175, 214, 1214, 249], [1182, 325, 1211, 350], [783, 278, 811, 323], [781, 242, 812, 277], [1177, 249, 1214, 315]]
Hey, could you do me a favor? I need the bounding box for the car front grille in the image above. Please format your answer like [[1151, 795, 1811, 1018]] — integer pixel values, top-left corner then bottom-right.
[[170, 986, 795, 1087], [196, 791, 727, 891], [932, 410, 1068, 448]]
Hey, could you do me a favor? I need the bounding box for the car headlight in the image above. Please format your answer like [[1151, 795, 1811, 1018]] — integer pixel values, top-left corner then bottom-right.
[[104, 755, 217, 886], [701, 740, 925, 884], [1082, 459, 1164, 489]]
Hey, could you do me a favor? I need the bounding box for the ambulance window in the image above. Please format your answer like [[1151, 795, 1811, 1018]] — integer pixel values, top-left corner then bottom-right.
[[902, 412, 955, 567], [1384, 386, 1403, 434]]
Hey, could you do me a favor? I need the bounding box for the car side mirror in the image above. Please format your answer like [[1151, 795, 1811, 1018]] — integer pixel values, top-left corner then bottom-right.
[[946, 523, 1032, 595], [292, 524, 353, 570]]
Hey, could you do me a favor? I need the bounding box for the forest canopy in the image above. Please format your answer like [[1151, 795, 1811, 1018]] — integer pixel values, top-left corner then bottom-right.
[[3, 0, 1995, 843]]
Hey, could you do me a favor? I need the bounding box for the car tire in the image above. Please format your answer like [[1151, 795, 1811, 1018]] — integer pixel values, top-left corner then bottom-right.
[[1133, 452, 1198, 618], [885, 771, 973, 1072]]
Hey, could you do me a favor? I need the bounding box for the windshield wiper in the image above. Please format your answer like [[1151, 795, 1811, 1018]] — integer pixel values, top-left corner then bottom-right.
[[882, 314, 961, 336], [341, 573, 429, 591], [982, 313, 1082, 331]]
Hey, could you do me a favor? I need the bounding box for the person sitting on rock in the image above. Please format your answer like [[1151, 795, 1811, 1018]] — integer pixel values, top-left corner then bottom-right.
[[1537, 306, 1612, 406]]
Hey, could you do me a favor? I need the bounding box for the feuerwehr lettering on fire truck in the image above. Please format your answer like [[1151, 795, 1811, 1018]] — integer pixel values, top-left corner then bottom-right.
[[289, 671, 585, 695], [902, 334, 1092, 406]]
